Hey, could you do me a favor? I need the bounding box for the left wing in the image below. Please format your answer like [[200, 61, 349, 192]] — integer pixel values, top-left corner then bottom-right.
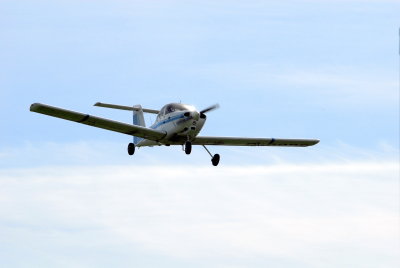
[[30, 103, 166, 141], [192, 136, 319, 147]]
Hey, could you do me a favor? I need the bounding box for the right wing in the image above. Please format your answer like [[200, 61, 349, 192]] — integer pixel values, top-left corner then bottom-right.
[[192, 136, 319, 147], [94, 102, 159, 114], [30, 103, 166, 141]]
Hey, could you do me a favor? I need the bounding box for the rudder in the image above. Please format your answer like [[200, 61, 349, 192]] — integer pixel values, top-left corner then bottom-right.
[[132, 105, 145, 144]]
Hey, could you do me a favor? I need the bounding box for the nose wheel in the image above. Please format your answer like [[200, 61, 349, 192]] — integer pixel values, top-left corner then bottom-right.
[[184, 141, 192, 155]]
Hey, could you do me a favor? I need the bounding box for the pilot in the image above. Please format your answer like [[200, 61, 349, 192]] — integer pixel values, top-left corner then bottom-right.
[[166, 105, 175, 114]]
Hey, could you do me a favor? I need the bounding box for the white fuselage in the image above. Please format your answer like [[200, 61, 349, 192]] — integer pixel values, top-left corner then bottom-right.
[[137, 103, 206, 147]]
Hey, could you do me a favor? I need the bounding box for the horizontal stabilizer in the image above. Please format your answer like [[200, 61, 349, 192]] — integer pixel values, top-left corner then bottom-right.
[[94, 102, 159, 114]]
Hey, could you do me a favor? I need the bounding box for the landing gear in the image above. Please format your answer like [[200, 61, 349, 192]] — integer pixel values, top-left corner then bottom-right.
[[211, 154, 220, 166], [202, 145, 220, 166], [184, 141, 192, 155], [127, 143, 135, 155]]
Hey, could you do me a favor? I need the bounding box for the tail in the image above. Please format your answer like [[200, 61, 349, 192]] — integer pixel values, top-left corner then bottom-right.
[[132, 105, 145, 145]]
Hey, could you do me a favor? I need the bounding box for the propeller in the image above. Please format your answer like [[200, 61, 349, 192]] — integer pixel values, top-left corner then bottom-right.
[[200, 104, 220, 114], [199, 104, 219, 119]]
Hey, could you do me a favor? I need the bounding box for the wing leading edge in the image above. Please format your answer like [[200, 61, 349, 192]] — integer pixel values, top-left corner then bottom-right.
[[30, 103, 166, 141], [192, 136, 319, 147]]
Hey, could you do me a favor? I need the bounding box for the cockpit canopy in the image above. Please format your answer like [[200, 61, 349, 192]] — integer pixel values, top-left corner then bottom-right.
[[157, 103, 196, 119]]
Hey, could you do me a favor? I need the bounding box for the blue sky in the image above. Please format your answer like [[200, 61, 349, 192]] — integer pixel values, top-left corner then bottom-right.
[[0, 0, 399, 267]]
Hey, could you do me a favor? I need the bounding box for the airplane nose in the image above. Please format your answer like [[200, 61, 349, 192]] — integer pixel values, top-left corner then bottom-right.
[[184, 111, 200, 121], [192, 111, 200, 121]]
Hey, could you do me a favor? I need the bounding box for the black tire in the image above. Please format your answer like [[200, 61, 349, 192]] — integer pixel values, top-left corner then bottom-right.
[[184, 141, 192, 155], [211, 154, 220, 166], [127, 143, 135, 155]]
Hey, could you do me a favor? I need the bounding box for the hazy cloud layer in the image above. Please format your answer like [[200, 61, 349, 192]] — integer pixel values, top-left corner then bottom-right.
[[0, 162, 398, 267]]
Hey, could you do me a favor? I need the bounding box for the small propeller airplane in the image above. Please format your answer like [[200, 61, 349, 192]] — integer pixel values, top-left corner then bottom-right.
[[30, 102, 319, 166]]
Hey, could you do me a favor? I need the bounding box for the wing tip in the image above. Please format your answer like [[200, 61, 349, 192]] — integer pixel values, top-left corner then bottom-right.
[[311, 139, 320, 146], [30, 102, 43, 112]]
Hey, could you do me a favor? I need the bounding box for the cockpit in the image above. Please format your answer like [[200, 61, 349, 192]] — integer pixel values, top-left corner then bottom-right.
[[157, 103, 196, 120]]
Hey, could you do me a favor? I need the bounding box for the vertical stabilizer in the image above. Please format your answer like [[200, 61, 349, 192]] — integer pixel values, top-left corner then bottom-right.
[[132, 105, 145, 144]]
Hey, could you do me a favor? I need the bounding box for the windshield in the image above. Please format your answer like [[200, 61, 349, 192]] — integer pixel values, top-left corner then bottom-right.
[[157, 103, 195, 120], [164, 103, 195, 115]]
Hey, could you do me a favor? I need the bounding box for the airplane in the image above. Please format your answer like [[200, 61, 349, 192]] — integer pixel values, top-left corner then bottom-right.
[[30, 102, 319, 166]]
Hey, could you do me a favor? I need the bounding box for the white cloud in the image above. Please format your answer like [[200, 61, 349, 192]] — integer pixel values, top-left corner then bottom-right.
[[0, 161, 398, 267], [194, 63, 398, 106]]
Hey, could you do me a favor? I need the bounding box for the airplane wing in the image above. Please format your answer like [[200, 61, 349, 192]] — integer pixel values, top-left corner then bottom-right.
[[30, 103, 166, 141], [192, 136, 319, 147]]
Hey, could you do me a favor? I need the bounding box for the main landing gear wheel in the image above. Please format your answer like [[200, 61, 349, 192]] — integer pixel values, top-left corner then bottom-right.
[[211, 154, 220, 166], [127, 143, 135, 155], [202, 145, 220, 166], [184, 141, 192, 155]]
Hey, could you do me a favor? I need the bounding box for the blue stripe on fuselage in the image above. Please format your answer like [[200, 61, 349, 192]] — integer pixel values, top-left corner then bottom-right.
[[150, 114, 186, 130]]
